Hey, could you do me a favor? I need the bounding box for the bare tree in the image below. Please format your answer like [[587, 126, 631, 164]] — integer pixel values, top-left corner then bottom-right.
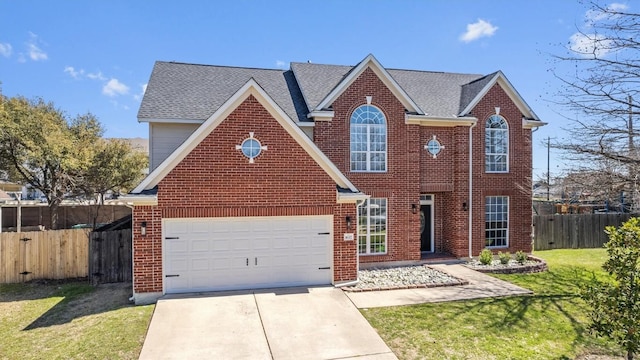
[[551, 1, 640, 209]]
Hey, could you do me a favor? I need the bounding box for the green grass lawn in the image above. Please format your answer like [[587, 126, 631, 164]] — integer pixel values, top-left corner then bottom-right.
[[361, 249, 624, 360], [0, 281, 154, 360]]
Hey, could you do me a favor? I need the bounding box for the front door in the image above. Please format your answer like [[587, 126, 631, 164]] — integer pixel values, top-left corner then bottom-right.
[[420, 205, 432, 252]]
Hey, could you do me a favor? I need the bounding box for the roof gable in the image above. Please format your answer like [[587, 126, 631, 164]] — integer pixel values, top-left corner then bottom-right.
[[458, 71, 540, 120], [132, 78, 359, 193], [312, 54, 424, 114]]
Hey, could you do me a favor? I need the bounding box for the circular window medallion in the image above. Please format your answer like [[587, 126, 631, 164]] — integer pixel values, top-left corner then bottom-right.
[[425, 135, 444, 158], [235, 132, 267, 163], [241, 138, 262, 159]]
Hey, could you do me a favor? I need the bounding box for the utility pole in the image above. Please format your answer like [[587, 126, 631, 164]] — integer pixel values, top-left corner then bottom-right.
[[629, 95, 637, 212], [629, 95, 634, 154], [547, 136, 551, 201]]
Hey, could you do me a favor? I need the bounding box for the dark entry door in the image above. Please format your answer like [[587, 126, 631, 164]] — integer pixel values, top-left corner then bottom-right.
[[420, 205, 432, 252]]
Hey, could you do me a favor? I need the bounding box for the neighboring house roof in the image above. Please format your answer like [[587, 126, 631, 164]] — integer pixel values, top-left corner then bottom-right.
[[117, 137, 149, 155], [0, 181, 23, 193], [138, 54, 542, 124], [0, 190, 13, 200], [132, 78, 363, 197]]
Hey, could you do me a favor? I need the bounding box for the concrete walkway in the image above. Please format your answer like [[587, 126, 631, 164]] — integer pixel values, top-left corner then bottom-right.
[[345, 264, 533, 308], [139, 286, 397, 360]]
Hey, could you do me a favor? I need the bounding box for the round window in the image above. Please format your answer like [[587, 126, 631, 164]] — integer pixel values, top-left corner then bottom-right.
[[241, 138, 262, 159], [426, 138, 442, 157]]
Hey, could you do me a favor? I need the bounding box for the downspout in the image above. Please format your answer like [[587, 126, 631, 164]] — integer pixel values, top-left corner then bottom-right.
[[124, 203, 136, 302], [468, 120, 478, 259]]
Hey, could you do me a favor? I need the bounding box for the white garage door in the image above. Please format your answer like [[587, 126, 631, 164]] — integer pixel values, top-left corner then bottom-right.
[[163, 216, 332, 294]]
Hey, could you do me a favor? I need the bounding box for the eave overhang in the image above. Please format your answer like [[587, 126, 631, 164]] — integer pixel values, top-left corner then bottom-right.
[[307, 110, 335, 122], [522, 118, 548, 129], [405, 114, 478, 127]]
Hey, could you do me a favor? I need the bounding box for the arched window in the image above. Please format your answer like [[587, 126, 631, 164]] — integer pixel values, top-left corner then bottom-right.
[[485, 115, 508, 173], [350, 105, 386, 172]]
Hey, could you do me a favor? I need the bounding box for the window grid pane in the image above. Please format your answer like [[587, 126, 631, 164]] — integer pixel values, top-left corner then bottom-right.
[[357, 198, 387, 255], [350, 105, 386, 172], [485, 115, 508, 173], [485, 196, 508, 247]]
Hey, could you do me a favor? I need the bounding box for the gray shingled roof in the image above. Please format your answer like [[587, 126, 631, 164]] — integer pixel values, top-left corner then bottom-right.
[[459, 72, 498, 115], [387, 69, 482, 117], [290, 62, 353, 111], [137, 62, 308, 122], [138, 60, 493, 122]]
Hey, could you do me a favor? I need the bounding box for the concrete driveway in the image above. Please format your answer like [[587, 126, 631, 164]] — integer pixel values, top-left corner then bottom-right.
[[139, 286, 397, 360]]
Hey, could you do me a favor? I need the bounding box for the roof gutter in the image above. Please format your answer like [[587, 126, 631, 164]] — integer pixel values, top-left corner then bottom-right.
[[117, 194, 158, 206], [468, 119, 478, 259]]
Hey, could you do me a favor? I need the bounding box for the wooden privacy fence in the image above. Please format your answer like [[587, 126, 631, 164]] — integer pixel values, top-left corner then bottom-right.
[[0, 228, 132, 284], [533, 213, 633, 250], [0, 229, 90, 283], [89, 229, 132, 285]]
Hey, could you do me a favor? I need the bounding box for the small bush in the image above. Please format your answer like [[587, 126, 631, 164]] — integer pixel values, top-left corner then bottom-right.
[[498, 251, 511, 264], [479, 249, 493, 265], [515, 251, 527, 264]]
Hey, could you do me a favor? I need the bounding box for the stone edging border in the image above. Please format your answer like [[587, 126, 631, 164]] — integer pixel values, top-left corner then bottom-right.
[[341, 265, 470, 292], [464, 255, 548, 274]]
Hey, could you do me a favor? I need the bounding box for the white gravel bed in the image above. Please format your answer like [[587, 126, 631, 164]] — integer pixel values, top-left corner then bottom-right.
[[349, 265, 463, 290]]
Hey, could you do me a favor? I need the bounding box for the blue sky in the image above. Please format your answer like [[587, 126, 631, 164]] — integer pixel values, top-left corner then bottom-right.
[[0, 1, 626, 179]]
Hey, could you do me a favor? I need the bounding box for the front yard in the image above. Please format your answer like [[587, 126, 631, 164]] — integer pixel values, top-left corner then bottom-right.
[[0, 281, 153, 360], [362, 249, 624, 359], [0, 249, 625, 359]]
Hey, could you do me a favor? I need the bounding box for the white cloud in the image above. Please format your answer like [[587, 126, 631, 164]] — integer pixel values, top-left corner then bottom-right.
[[102, 78, 130, 97], [87, 71, 106, 81], [585, 2, 628, 24], [0, 43, 12, 57], [133, 83, 148, 101], [460, 19, 498, 43], [64, 66, 84, 79], [275, 60, 286, 69], [26, 32, 47, 61], [569, 32, 615, 58], [28, 43, 47, 61]]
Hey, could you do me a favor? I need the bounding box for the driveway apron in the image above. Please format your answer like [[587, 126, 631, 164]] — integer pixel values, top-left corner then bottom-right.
[[139, 287, 397, 360]]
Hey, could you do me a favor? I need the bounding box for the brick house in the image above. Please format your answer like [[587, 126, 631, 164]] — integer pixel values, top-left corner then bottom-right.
[[124, 54, 545, 304]]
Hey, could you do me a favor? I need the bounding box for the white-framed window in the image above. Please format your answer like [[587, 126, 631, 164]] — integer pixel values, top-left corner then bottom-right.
[[485, 196, 508, 248], [357, 198, 387, 254], [485, 115, 508, 173], [350, 105, 387, 172]]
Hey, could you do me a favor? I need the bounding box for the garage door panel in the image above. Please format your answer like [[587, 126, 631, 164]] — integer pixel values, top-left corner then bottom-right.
[[232, 238, 251, 251], [191, 239, 210, 252], [191, 258, 210, 271], [164, 216, 332, 294], [166, 239, 188, 253], [212, 239, 231, 251]]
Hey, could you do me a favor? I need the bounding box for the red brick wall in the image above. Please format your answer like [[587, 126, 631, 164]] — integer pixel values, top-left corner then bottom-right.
[[133, 95, 358, 294], [132, 206, 162, 293], [314, 68, 422, 263], [314, 69, 534, 260], [468, 84, 533, 256]]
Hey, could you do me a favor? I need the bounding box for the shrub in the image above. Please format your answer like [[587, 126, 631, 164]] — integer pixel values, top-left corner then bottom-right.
[[582, 217, 640, 360], [498, 251, 511, 264], [478, 249, 493, 265], [515, 251, 527, 264]]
